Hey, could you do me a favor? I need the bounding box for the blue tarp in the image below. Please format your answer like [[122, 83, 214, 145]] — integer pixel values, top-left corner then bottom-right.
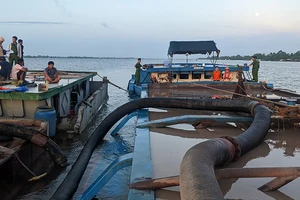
[[168, 41, 220, 57], [0, 86, 28, 93]]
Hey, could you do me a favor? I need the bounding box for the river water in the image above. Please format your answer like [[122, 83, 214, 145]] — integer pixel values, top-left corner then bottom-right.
[[9, 58, 300, 200]]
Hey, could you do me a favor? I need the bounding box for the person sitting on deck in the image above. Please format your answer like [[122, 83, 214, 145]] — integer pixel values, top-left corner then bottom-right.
[[211, 66, 221, 81], [44, 61, 61, 84], [0, 56, 11, 80], [150, 74, 158, 83], [222, 67, 233, 82], [11, 58, 28, 81]]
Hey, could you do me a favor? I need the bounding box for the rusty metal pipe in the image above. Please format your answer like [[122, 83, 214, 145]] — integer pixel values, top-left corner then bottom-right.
[[258, 175, 298, 192], [0, 123, 67, 167], [130, 167, 300, 190]]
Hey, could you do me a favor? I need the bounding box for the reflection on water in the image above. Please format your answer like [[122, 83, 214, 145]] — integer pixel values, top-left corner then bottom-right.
[[150, 109, 300, 200]]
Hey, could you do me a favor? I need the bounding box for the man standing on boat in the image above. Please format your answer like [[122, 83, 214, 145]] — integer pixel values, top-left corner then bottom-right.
[[7, 36, 20, 67], [134, 58, 142, 85], [248, 56, 259, 82], [18, 39, 24, 58], [0, 37, 5, 57]]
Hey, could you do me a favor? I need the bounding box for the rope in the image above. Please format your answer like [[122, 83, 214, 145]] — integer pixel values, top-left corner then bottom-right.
[[97, 74, 128, 92]]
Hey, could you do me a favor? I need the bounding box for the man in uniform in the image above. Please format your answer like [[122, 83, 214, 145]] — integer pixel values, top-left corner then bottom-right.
[[248, 56, 260, 82], [134, 58, 142, 85], [8, 36, 19, 68]]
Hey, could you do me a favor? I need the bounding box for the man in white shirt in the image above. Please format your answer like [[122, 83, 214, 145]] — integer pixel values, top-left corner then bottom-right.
[[11, 58, 28, 80]]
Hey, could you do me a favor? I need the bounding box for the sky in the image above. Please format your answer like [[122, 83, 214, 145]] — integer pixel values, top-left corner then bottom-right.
[[1, 0, 300, 58]]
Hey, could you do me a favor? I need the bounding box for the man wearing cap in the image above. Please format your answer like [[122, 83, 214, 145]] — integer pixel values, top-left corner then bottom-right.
[[7, 36, 20, 67], [222, 67, 233, 82], [0, 37, 5, 57], [248, 56, 260, 82], [0, 56, 11, 80]]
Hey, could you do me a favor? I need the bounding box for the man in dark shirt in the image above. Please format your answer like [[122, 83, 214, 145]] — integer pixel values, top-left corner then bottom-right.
[[44, 61, 61, 83], [18, 39, 24, 58], [134, 58, 142, 85], [0, 56, 11, 80]]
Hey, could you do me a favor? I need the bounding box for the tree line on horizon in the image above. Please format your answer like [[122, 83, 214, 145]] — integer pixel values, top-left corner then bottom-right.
[[219, 50, 300, 61]]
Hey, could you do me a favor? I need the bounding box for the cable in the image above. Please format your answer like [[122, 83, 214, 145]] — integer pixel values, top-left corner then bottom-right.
[[97, 74, 128, 92]]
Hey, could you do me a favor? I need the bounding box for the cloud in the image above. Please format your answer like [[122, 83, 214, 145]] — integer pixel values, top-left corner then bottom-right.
[[101, 23, 110, 29], [0, 21, 69, 25], [52, 0, 72, 17]]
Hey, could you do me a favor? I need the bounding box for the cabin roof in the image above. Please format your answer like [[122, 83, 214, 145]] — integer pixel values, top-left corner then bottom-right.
[[168, 41, 220, 57]]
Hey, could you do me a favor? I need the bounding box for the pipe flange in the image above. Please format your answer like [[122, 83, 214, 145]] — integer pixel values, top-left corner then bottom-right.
[[218, 138, 235, 164], [221, 136, 241, 161], [250, 103, 259, 117]]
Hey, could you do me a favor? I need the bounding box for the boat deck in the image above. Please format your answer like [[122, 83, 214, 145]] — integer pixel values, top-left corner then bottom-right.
[[148, 83, 300, 102], [148, 108, 300, 200], [0, 71, 97, 100]]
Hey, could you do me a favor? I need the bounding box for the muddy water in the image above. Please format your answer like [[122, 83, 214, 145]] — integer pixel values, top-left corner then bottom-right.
[[150, 109, 300, 200], [6, 58, 300, 199]]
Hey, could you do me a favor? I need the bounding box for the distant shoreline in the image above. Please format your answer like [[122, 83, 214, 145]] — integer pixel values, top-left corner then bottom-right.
[[24, 55, 138, 59]]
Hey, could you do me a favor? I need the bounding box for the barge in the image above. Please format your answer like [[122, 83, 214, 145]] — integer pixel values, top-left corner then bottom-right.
[[0, 70, 108, 199], [0, 70, 108, 134], [52, 42, 300, 200]]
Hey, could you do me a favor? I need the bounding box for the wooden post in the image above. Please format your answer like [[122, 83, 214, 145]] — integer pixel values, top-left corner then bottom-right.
[[258, 175, 298, 192]]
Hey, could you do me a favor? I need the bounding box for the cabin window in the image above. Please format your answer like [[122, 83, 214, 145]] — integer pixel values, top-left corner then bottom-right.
[[204, 72, 212, 79], [192, 72, 202, 79], [179, 73, 189, 79]]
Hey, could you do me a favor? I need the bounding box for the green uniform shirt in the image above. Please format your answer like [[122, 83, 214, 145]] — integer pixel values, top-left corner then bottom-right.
[[252, 60, 259, 70], [11, 43, 18, 55], [135, 63, 142, 71]]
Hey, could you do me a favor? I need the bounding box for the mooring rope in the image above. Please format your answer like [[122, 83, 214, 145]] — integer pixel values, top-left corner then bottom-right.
[[97, 74, 128, 92]]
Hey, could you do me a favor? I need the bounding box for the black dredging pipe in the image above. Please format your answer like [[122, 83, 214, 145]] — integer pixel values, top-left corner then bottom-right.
[[52, 98, 264, 200], [180, 104, 271, 200], [0, 123, 68, 167]]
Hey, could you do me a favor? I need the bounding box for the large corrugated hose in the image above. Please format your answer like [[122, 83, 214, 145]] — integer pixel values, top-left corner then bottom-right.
[[51, 98, 268, 200], [0, 123, 68, 167], [180, 104, 271, 200]]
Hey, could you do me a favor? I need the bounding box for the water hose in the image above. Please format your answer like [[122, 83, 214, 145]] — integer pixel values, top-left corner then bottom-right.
[[52, 98, 265, 200], [179, 104, 271, 200]]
